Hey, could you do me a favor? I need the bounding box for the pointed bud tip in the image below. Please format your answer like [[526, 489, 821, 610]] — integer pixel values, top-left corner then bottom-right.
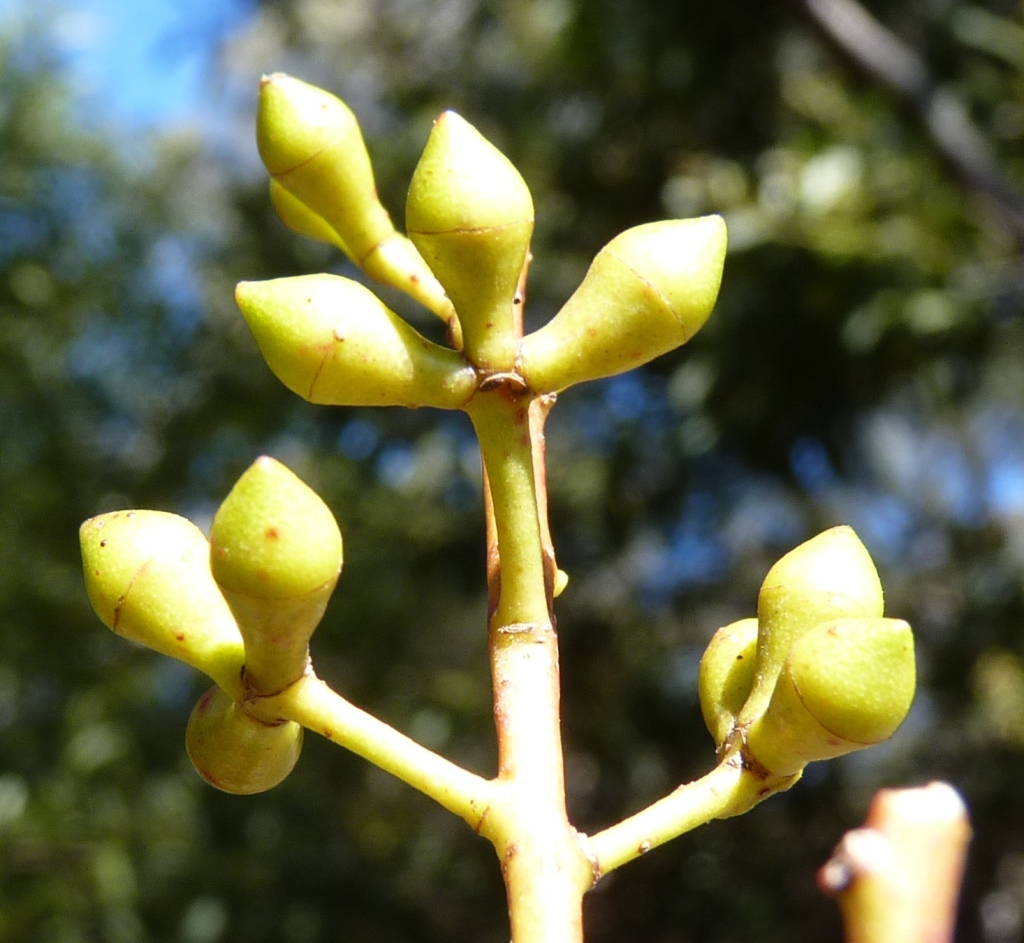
[[760, 524, 883, 618], [210, 456, 342, 601], [257, 74, 356, 178], [407, 109, 533, 234], [607, 215, 727, 332]]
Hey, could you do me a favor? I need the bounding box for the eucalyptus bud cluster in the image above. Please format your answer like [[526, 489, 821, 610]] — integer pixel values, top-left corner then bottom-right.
[[242, 74, 729, 406], [698, 527, 915, 777], [80, 457, 341, 794]]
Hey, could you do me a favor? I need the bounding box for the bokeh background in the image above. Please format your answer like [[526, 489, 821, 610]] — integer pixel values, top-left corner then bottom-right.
[[2, 0, 1024, 940]]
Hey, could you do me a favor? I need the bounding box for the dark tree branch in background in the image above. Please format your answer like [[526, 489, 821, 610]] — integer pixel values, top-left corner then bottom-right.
[[800, 0, 1024, 243]]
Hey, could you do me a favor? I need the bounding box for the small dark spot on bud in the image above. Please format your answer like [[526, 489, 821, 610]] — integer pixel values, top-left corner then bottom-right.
[[265, 527, 281, 541], [94, 569, 100, 577], [735, 654, 744, 661], [638, 840, 651, 855], [410, 274, 421, 284], [176, 633, 186, 642], [514, 294, 523, 304], [323, 729, 334, 740], [100, 539, 107, 547]]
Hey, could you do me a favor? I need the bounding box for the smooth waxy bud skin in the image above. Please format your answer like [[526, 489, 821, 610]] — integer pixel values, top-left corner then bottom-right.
[[270, 179, 348, 250], [745, 618, 915, 776], [210, 457, 341, 693], [211, 456, 341, 601], [698, 618, 758, 748], [739, 526, 884, 726], [259, 75, 453, 321], [407, 111, 534, 369], [186, 685, 303, 795], [519, 216, 727, 393], [236, 274, 477, 408], [257, 73, 390, 262], [80, 511, 244, 695]]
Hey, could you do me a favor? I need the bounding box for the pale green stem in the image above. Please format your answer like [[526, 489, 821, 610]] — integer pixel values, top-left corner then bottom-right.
[[469, 393, 549, 627], [587, 759, 799, 876], [251, 671, 495, 830], [468, 391, 593, 943]]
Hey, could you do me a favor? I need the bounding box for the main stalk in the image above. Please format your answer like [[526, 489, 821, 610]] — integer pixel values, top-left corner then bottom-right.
[[469, 388, 594, 943]]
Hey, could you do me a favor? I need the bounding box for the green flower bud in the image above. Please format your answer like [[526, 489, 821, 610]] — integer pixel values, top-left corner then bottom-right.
[[235, 274, 477, 408], [258, 73, 453, 325], [257, 72, 388, 252], [186, 685, 303, 795], [698, 618, 758, 749], [269, 178, 349, 251], [519, 216, 726, 394], [745, 617, 915, 776], [79, 511, 244, 697], [210, 456, 341, 693], [406, 110, 534, 371], [738, 526, 884, 728]]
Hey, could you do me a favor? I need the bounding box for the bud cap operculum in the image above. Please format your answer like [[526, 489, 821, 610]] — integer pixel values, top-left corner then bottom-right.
[[259, 74, 454, 324], [257, 73, 391, 265], [186, 685, 303, 795], [745, 617, 915, 776], [407, 111, 534, 370], [738, 526, 884, 728], [211, 456, 341, 602], [210, 457, 341, 693], [80, 511, 244, 698], [236, 274, 477, 409], [519, 216, 727, 394]]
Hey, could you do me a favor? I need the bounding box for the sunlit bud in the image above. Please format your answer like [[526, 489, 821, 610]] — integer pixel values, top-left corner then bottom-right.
[[186, 685, 303, 795], [745, 617, 915, 777], [210, 457, 341, 694], [519, 216, 726, 394], [738, 526, 884, 728], [235, 274, 477, 408], [407, 111, 534, 370], [698, 618, 758, 749], [258, 74, 454, 326], [269, 178, 350, 250], [80, 511, 244, 698]]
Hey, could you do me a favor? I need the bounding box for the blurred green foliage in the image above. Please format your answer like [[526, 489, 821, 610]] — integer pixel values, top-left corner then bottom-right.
[[2, 0, 1024, 940]]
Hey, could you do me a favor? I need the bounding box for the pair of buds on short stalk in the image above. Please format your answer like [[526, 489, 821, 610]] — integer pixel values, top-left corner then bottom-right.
[[698, 526, 916, 779], [240, 73, 728, 403], [80, 457, 340, 794]]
